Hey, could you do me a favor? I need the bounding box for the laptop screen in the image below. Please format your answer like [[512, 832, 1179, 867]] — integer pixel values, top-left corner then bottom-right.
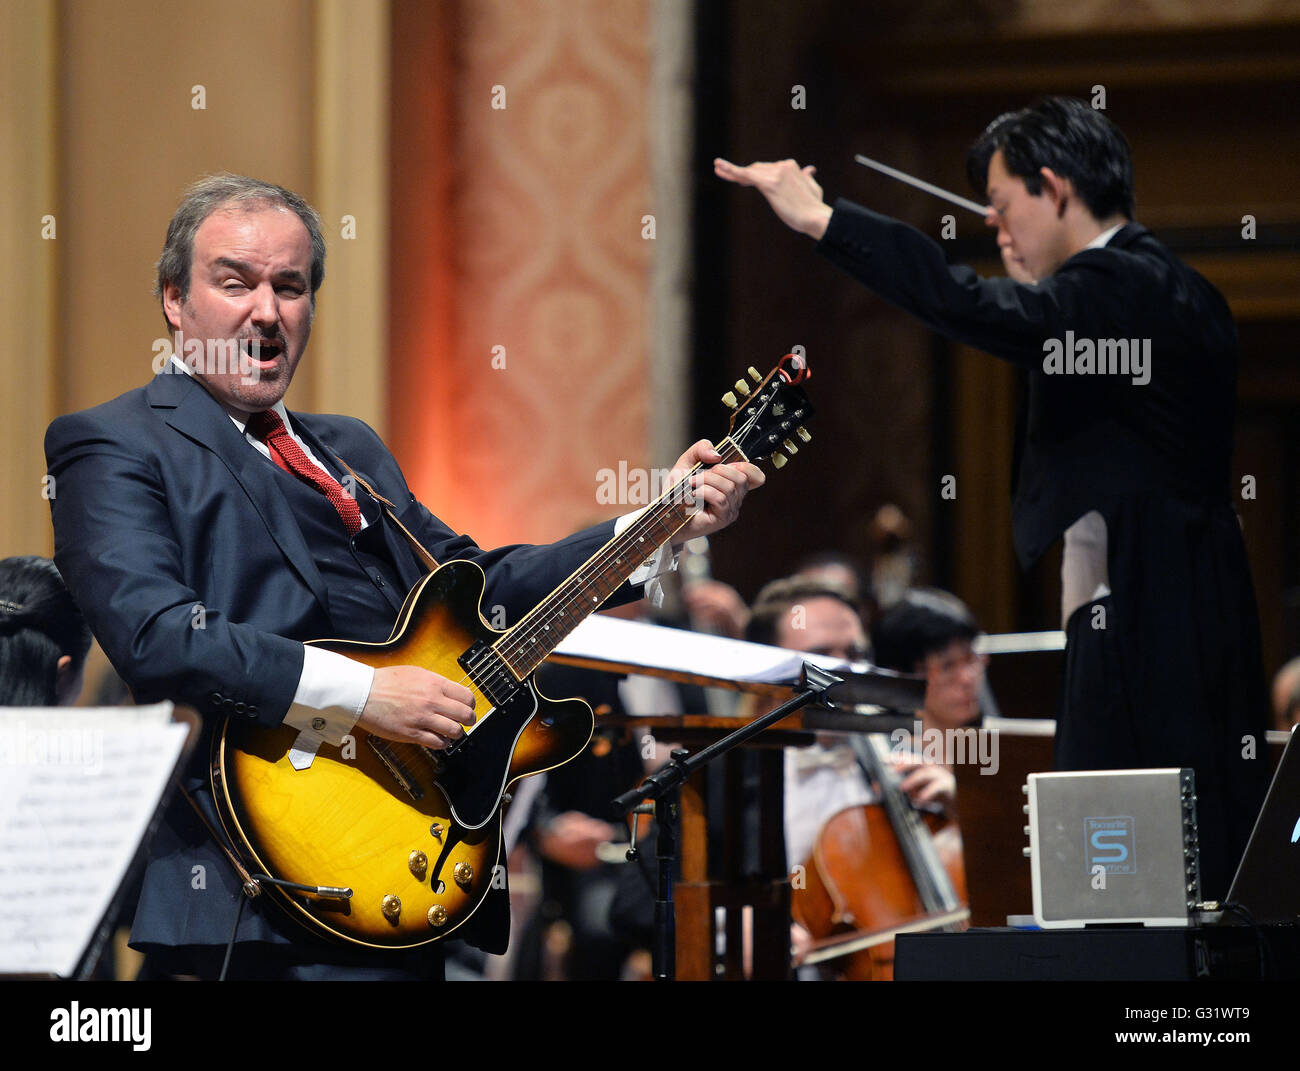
[[1225, 726, 1300, 923]]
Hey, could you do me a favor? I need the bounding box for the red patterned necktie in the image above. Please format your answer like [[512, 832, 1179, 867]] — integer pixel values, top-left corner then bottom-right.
[[247, 409, 362, 535]]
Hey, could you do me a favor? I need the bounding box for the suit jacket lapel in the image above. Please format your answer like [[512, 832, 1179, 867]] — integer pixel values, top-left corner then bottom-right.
[[289, 415, 377, 507], [291, 415, 430, 594], [146, 372, 331, 616]]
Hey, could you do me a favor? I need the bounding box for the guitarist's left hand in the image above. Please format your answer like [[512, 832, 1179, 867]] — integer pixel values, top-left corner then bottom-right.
[[669, 439, 765, 547]]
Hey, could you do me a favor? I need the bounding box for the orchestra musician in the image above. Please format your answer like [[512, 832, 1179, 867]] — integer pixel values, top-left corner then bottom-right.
[[0, 555, 91, 707], [744, 577, 982, 976]]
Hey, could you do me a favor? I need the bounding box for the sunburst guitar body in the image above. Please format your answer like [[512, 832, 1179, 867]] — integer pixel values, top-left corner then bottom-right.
[[212, 356, 814, 948], [214, 562, 594, 947]]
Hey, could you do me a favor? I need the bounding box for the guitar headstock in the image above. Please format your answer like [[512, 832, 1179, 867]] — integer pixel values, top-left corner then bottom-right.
[[722, 355, 814, 469]]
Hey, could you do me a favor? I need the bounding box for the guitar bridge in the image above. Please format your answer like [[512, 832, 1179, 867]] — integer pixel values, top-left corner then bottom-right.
[[367, 736, 424, 800]]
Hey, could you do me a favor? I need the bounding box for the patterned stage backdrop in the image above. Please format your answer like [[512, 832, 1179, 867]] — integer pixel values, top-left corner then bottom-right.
[[391, 0, 665, 550]]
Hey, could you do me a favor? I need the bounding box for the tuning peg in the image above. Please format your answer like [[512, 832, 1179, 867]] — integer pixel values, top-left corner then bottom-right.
[[796, 426, 811, 443], [734, 380, 750, 397], [747, 366, 762, 383], [722, 391, 738, 409], [772, 453, 788, 469], [780, 438, 796, 455]]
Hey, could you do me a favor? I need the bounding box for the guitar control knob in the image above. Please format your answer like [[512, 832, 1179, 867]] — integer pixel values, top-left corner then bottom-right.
[[734, 380, 750, 397], [453, 862, 474, 888], [772, 454, 788, 470], [721, 392, 738, 409], [427, 905, 448, 928], [796, 426, 811, 443], [381, 895, 401, 923], [409, 850, 428, 880]]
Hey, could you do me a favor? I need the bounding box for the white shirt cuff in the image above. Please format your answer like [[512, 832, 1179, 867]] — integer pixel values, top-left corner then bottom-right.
[[282, 646, 373, 768], [614, 510, 679, 607]]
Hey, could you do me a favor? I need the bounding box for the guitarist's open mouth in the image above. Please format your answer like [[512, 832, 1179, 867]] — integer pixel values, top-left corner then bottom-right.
[[239, 337, 284, 371]]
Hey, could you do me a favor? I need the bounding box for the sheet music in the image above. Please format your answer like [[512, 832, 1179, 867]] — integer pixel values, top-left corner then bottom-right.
[[0, 703, 187, 977], [554, 614, 849, 687]]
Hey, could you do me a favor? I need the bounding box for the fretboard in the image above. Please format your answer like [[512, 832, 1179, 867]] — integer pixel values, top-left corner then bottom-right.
[[494, 438, 746, 679]]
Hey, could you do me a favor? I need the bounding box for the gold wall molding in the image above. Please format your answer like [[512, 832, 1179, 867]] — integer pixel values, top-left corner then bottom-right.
[[0, 0, 57, 555], [312, 0, 390, 431]]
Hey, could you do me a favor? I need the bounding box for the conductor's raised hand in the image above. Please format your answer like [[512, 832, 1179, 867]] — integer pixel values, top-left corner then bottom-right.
[[714, 157, 834, 240], [668, 439, 765, 545]]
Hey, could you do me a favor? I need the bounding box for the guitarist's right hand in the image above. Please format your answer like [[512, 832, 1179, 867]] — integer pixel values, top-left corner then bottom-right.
[[358, 666, 477, 749]]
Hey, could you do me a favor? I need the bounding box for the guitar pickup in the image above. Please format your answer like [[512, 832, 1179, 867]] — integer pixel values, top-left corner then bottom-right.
[[458, 640, 518, 708]]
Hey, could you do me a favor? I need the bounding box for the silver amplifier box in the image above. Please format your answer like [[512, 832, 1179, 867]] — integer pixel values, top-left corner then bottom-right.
[[1025, 768, 1200, 928]]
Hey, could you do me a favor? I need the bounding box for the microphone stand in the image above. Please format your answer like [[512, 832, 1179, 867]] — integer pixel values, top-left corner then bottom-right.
[[610, 663, 846, 981]]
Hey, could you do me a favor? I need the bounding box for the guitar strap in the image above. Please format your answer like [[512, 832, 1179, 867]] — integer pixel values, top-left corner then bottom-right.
[[328, 452, 441, 573]]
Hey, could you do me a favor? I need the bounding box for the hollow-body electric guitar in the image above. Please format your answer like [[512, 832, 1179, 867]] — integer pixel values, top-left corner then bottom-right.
[[212, 358, 813, 948]]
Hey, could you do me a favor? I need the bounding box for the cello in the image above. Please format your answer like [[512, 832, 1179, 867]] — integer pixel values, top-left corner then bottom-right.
[[791, 731, 968, 979]]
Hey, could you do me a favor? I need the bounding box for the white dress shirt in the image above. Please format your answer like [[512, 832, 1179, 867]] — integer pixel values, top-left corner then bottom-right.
[[1059, 221, 1125, 628]]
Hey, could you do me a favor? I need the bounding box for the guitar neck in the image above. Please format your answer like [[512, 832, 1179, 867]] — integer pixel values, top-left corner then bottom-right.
[[494, 437, 747, 679]]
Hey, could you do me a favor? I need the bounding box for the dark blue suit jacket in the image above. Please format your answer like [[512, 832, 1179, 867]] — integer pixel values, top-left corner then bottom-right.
[[44, 368, 629, 949]]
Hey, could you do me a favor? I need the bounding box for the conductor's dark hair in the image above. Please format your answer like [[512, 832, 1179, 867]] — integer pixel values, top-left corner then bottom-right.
[[870, 588, 978, 674], [746, 576, 865, 649], [0, 556, 92, 706], [967, 96, 1135, 221]]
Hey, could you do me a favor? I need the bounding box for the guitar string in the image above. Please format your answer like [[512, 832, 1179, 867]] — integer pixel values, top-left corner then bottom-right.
[[462, 458, 703, 678], [442, 459, 711, 700], [481, 438, 747, 671], [389, 458, 721, 764], [412, 395, 772, 756], [390, 459, 719, 767], [457, 424, 765, 694], [366, 391, 795, 829]]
